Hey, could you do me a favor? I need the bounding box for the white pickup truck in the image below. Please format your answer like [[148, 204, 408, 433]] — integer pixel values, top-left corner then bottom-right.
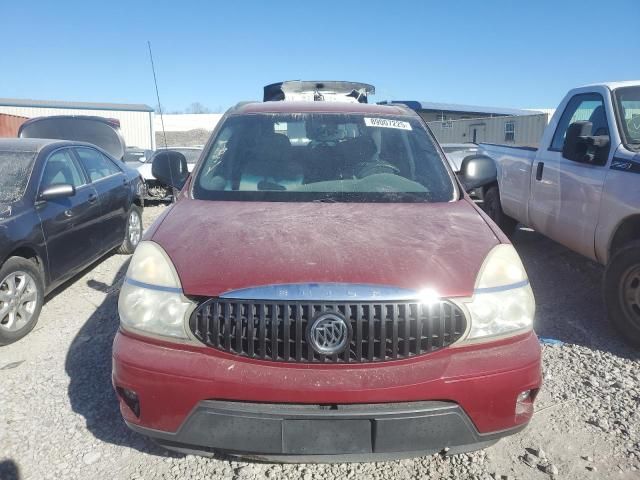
[[481, 81, 640, 346]]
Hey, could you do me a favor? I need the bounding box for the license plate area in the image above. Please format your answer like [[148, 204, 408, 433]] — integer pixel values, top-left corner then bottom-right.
[[282, 419, 372, 454]]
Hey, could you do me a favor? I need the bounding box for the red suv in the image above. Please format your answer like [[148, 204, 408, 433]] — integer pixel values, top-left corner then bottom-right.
[[113, 99, 541, 461]]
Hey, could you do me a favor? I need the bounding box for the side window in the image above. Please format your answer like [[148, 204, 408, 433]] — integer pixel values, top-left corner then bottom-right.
[[75, 147, 122, 182], [41, 149, 85, 190], [504, 121, 515, 142], [550, 93, 608, 151]]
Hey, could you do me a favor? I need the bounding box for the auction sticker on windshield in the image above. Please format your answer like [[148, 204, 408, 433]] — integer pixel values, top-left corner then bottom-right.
[[364, 118, 412, 130]]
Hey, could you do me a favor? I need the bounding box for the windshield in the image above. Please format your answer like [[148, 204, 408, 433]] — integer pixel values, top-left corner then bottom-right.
[[0, 150, 37, 203], [193, 113, 456, 202], [615, 86, 640, 148]]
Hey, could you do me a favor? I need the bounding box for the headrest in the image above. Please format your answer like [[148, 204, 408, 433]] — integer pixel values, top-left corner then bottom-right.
[[337, 135, 377, 164], [242, 132, 296, 178], [589, 106, 608, 135]]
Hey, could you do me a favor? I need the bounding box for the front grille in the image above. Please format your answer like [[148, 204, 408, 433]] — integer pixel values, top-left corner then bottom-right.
[[190, 299, 467, 363]]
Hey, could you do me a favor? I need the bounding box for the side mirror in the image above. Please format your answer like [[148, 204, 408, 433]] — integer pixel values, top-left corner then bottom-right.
[[39, 184, 76, 201], [457, 155, 497, 192], [151, 150, 189, 190], [563, 121, 610, 164]]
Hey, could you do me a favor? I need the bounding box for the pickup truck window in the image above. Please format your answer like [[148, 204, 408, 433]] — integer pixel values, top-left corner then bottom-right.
[[194, 113, 456, 203], [614, 86, 640, 148], [0, 150, 37, 203], [550, 93, 608, 151]]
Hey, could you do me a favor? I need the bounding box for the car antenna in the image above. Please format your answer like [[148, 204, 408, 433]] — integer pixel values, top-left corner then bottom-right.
[[147, 41, 168, 150], [148, 41, 180, 201]]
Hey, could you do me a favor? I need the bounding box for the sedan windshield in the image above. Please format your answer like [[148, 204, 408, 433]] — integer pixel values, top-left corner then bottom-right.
[[0, 150, 37, 203], [194, 113, 456, 202], [615, 86, 640, 148]]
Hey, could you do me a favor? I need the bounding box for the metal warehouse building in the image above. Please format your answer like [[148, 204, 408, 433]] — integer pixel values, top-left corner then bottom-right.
[[379, 100, 548, 146], [0, 98, 155, 149], [378, 100, 536, 123], [426, 113, 549, 147]]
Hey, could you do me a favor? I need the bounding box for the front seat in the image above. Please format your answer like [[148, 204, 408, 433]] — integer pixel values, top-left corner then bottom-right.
[[238, 133, 302, 190]]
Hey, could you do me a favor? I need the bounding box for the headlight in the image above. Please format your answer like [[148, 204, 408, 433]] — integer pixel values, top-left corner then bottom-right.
[[118, 241, 194, 340], [458, 244, 535, 342]]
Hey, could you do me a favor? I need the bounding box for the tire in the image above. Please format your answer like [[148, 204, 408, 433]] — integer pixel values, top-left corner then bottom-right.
[[604, 241, 640, 347], [117, 205, 143, 255], [0, 257, 45, 346], [483, 186, 518, 237]]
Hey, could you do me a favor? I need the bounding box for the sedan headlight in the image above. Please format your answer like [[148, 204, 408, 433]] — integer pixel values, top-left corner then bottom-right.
[[118, 241, 194, 340], [458, 244, 535, 342]]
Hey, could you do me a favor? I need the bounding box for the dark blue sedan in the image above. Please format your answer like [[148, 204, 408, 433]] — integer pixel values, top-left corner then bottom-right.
[[0, 138, 144, 345]]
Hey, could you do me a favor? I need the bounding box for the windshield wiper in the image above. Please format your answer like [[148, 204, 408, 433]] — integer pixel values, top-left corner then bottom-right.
[[379, 191, 429, 202], [312, 197, 339, 203]]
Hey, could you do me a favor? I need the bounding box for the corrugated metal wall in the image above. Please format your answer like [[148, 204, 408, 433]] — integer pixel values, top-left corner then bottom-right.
[[0, 106, 154, 149], [0, 113, 27, 137], [426, 113, 549, 147]]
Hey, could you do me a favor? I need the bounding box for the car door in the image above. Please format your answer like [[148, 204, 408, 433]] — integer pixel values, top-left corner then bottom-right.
[[528, 93, 612, 260], [74, 146, 130, 251], [36, 148, 102, 283]]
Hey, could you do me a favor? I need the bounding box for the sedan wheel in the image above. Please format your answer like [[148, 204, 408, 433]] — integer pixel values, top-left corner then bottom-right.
[[117, 205, 143, 255], [0, 271, 39, 332], [128, 209, 142, 246], [0, 257, 44, 345]]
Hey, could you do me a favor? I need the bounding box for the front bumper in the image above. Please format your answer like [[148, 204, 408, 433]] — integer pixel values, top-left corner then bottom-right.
[[113, 331, 541, 459], [127, 400, 524, 462]]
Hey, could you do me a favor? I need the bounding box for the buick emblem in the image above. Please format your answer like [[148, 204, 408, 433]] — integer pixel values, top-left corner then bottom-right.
[[307, 312, 350, 355]]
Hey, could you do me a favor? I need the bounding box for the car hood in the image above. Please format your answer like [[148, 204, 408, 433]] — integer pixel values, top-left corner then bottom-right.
[[137, 163, 154, 180], [19, 116, 126, 160], [151, 198, 500, 298]]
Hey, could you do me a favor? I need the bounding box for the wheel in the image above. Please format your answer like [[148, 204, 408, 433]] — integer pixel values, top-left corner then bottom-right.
[[117, 206, 143, 255], [483, 186, 517, 237], [0, 257, 45, 346], [604, 241, 640, 347]]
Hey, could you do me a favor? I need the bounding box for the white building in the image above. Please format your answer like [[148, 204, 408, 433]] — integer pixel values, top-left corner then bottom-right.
[[154, 113, 223, 133], [0, 98, 155, 149]]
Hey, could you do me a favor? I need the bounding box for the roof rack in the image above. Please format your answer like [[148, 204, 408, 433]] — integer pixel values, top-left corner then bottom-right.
[[264, 81, 375, 103]]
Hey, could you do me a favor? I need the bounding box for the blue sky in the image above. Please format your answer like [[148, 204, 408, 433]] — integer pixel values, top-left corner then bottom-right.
[[1, 0, 636, 112]]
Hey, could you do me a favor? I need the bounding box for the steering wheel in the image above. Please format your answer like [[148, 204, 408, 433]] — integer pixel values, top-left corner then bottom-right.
[[627, 116, 640, 139], [356, 161, 401, 178]]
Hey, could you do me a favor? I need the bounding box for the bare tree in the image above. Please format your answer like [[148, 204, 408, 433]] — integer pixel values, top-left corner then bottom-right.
[[186, 102, 211, 114]]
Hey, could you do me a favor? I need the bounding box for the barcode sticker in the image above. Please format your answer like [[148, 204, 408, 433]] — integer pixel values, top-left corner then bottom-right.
[[364, 118, 412, 130]]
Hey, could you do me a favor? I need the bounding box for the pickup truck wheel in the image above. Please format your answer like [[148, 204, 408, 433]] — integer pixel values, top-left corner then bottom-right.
[[604, 241, 640, 347], [117, 206, 143, 255], [0, 257, 45, 346], [483, 186, 517, 237]]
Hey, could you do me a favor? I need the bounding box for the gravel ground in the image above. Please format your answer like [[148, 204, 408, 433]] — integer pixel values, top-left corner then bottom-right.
[[1, 205, 639, 480]]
